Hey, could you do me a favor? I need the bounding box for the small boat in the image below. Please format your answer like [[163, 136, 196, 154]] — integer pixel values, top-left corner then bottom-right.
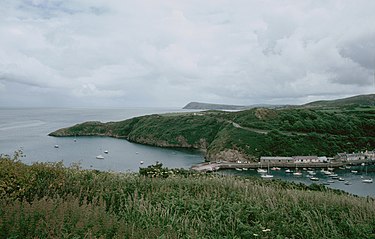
[[327, 167, 334, 171], [257, 168, 267, 173], [104, 150, 109, 154], [310, 177, 319, 181], [261, 174, 274, 179], [344, 181, 351, 185], [235, 168, 243, 171], [362, 178, 373, 183], [54, 145, 59, 148], [338, 177, 345, 181], [351, 170, 358, 173], [323, 171, 332, 175], [345, 166, 351, 169], [328, 174, 338, 177], [271, 167, 281, 171], [293, 171, 302, 176], [96, 155, 104, 159], [362, 166, 372, 183], [307, 170, 316, 175], [242, 168, 248, 171], [339, 167, 345, 170], [327, 180, 335, 183], [285, 169, 293, 173], [140, 161, 144, 164]]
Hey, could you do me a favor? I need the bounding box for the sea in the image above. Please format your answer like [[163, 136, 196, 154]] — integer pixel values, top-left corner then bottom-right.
[[0, 108, 374, 197]]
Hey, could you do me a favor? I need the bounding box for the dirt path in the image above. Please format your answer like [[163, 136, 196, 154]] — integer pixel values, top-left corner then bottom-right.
[[231, 121, 307, 136]]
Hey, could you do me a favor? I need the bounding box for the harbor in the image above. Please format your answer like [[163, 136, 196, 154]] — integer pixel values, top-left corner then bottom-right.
[[191, 158, 375, 172]]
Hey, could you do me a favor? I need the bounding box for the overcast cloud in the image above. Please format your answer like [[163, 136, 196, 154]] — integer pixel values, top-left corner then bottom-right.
[[0, 0, 374, 108]]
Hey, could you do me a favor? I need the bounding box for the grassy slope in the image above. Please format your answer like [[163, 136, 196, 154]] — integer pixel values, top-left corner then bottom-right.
[[1, 154, 375, 238]]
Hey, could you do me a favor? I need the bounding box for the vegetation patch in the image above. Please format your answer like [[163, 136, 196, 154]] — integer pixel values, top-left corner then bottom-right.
[[1, 152, 375, 238]]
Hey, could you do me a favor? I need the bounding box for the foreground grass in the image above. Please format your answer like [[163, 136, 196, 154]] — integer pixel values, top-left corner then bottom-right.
[[1, 154, 375, 238]]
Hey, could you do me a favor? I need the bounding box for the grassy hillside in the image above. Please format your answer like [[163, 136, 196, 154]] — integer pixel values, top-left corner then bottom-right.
[[1, 153, 374, 238], [302, 94, 375, 108], [50, 104, 375, 161]]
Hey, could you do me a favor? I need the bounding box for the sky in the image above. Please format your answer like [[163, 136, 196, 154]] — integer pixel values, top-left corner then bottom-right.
[[0, 0, 375, 108]]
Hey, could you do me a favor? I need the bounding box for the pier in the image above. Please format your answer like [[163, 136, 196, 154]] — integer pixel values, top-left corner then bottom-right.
[[191, 159, 375, 172]]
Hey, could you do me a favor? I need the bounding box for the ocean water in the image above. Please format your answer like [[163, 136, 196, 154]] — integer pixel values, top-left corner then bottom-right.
[[0, 108, 204, 172]]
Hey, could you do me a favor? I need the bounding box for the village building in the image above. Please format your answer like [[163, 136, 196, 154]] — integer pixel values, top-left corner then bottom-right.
[[260, 156, 293, 164], [336, 151, 375, 161], [260, 156, 327, 164]]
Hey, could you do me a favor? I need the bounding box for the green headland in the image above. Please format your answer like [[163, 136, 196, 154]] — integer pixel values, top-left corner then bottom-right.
[[50, 94, 375, 162]]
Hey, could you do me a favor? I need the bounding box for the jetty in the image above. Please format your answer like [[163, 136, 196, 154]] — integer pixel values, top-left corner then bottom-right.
[[191, 159, 375, 172]]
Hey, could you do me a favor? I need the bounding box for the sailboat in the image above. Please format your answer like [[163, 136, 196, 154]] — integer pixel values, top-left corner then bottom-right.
[[293, 163, 302, 176], [261, 162, 273, 179], [257, 162, 267, 173], [362, 165, 373, 183]]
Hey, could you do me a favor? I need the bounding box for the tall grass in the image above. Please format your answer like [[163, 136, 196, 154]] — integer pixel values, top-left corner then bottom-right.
[[1, 153, 374, 238]]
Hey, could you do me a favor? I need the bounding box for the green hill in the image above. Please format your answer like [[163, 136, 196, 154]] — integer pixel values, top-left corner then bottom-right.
[[50, 102, 375, 161], [302, 94, 375, 108]]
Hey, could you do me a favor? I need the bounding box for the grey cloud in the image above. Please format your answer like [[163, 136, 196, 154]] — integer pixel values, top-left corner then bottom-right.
[[0, 0, 374, 108]]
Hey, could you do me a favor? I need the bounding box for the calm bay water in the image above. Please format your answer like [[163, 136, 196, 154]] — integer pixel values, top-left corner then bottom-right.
[[221, 167, 375, 197], [1, 108, 374, 197], [0, 108, 204, 172]]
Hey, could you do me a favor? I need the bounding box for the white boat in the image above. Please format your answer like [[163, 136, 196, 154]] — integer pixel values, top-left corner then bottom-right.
[[285, 169, 293, 173], [261, 174, 274, 179], [344, 181, 351, 185], [257, 168, 267, 173], [96, 155, 104, 159], [54, 145, 59, 148], [307, 170, 316, 175], [260, 161, 273, 178], [362, 178, 373, 183], [140, 160, 144, 164], [293, 164, 302, 176], [310, 177, 319, 181], [242, 168, 248, 171], [104, 150, 109, 154], [271, 167, 281, 171], [351, 170, 358, 173], [338, 177, 345, 181], [235, 168, 243, 171], [362, 166, 373, 183], [323, 171, 332, 175], [328, 174, 338, 177]]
